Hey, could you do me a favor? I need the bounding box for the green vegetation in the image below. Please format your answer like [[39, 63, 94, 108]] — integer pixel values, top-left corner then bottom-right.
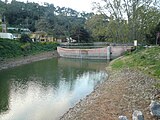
[[111, 46, 160, 86], [0, 0, 93, 42], [88, 0, 160, 44], [0, 0, 159, 43], [0, 38, 58, 59]]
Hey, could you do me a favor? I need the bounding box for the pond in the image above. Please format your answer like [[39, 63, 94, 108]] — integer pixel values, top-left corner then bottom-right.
[[0, 58, 107, 120]]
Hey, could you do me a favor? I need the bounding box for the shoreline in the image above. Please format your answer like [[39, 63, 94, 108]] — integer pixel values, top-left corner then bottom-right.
[[0, 51, 59, 71], [60, 66, 159, 120], [0, 52, 159, 119]]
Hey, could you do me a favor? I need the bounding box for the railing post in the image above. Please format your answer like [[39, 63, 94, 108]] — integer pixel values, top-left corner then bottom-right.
[[107, 46, 111, 60]]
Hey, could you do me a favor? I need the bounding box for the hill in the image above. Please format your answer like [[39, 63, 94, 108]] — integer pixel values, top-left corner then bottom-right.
[[0, 0, 93, 42]]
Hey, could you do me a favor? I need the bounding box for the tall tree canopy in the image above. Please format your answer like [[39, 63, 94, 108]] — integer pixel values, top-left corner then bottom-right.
[[92, 0, 160, 44], [1, 0, 160, 44]]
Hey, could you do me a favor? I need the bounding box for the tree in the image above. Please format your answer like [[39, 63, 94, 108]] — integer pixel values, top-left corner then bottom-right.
[[92, 0, 160, 44], [0, 0, 6, 16], [1, 0, 93, 40], [20, 34, 31, 42], [85, 14, 109, 42], [71, 27, 91, 43], [146, 22, 160, 45]]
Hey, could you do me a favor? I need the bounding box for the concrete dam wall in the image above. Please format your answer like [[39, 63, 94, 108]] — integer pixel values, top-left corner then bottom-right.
[[57, 46, 132, 60]]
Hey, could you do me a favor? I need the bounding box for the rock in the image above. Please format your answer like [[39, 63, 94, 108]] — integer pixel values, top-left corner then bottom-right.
[[118, 115, 128, 120], [132, 110, 144, 120], [149, 100, 160, 117]]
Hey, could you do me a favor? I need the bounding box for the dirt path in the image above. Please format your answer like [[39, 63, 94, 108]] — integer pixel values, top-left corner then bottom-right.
[[0, 51, 59, 71], [60, 68, 159, 120]]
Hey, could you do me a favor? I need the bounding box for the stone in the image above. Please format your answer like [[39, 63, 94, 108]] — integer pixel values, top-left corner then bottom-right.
[[149, 100, 160, 117], [132, 110, 144, 120], [118, 115, 128, 120]]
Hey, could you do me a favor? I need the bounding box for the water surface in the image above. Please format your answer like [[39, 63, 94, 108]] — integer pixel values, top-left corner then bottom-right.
[[0, 58, 107, 120]]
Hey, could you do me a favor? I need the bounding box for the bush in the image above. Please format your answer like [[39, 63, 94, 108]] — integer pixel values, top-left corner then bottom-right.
[[20, 34, 32, 43], [0, 38, 58, 59], [0, 38, 22, 58]]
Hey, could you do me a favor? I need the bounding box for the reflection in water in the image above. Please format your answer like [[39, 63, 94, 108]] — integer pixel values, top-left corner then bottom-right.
[[0, 58, 107, 120], [0, 77, 9, 114]]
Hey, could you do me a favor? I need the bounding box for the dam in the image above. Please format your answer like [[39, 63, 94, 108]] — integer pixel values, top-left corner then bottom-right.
[[57, 45, 133, 60]]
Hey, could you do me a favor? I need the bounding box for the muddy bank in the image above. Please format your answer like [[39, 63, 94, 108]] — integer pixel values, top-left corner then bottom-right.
[[0, 51, 59, 71], [60, 67, 159, 120]]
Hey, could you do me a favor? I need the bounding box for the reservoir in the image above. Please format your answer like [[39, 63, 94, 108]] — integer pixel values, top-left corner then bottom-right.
[[0, 58, 107, 120]]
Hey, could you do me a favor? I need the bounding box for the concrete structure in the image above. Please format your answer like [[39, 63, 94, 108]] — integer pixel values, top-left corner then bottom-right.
[[107, 46, 111, 60], [1, 16, 7, 33], [1, 23, 7, 33], [57, 45, 132, 60], [0, 33, 14, 39], [7, 27, 31, 34], [30, 31, 56, 42], [12, 33, 21, 39]]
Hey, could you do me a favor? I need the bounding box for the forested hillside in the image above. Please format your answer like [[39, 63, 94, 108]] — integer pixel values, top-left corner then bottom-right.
[[0, 0, 93, 42], [0, 0, 160, 44]]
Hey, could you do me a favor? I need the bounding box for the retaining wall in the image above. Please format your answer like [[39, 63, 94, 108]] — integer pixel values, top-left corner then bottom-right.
[[57, 46, 132, 60]]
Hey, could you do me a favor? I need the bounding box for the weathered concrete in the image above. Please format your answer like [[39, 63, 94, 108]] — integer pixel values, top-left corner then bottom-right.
[[57, 46, 132, 60]]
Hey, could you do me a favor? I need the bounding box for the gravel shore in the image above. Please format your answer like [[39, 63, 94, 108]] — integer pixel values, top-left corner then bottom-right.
[[1, 53, 159, 120], [60, 67, 160, 120], [0, 51, 59, 71]]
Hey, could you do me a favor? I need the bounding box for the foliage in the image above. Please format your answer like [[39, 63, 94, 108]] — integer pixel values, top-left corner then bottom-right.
[[1, 0, 160, 44], [92, 0, 160, 44], [85, 14, 109, 42], [146, 22, 160, 45], [0, 0, 6, 16], [0, 0, 93, 42], [20, 34, 32, 43], [71, 27, 91, 43], [111, 46, 160, 80], [0, 38, 22, 58], [0, 38, 58, 59]]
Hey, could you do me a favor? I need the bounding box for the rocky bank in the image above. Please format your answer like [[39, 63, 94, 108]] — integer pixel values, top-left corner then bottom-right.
[[0, 52, 159, 120], [60, 67, 160, 120]]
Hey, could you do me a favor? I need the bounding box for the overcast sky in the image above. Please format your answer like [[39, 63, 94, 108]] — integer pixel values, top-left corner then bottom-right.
[[5, 0, 101, 12]]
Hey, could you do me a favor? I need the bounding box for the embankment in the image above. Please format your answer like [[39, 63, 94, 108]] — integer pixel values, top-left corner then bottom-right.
[[60, 46, 160, 120], [60, 68, 159, 120], [0, 51, 59, 71]]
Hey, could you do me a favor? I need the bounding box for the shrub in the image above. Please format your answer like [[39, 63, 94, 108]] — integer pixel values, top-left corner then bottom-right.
[[20, 34, 32, 43], [0, 38, 58, 59]]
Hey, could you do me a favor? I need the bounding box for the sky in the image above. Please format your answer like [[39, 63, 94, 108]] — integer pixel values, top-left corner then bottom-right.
[[5, 0, 101, 13]]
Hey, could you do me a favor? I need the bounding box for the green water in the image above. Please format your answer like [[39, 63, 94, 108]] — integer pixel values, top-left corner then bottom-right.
[[0, 58, 107, 120]]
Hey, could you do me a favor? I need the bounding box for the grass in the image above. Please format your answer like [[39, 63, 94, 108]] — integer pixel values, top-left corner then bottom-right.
[[0, 38, 58, 59], [111, 46, 160, 87]]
